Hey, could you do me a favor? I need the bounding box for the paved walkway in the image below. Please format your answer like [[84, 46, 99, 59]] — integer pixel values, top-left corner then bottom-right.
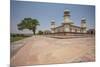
[[10, 36, 34, 57], [11, 35, 95, 66]]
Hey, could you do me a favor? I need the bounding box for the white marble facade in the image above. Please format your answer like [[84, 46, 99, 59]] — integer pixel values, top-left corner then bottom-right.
[[51, 9, 87, 34]]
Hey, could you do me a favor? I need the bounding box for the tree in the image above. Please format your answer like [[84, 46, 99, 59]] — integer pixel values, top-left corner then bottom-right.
[[17, 18, 39, 35]]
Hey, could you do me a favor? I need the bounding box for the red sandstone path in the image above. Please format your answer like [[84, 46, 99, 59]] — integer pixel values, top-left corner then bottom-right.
[[11, 35, 95, 66]]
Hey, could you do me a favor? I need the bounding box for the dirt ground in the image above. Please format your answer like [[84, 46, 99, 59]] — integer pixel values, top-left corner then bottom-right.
[[10, 35, 95, 66]]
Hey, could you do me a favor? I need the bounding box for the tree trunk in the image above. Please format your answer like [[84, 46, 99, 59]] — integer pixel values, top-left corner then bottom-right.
[[32, 27, 36, 35], [32, 30, 35, 35]]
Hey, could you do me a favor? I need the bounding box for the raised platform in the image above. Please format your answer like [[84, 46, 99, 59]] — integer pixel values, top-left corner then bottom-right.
[[44, 32, 94, 39], [45, 32, 88, 36]]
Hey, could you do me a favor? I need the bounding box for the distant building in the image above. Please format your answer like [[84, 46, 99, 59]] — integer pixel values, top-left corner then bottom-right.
[[51, 9, 87, 35], [87, 29, 95, 35], [43, 30, 51, 35]]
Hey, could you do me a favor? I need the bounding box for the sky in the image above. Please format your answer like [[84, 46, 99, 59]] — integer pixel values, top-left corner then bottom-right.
[[11, 1, 95, 34]]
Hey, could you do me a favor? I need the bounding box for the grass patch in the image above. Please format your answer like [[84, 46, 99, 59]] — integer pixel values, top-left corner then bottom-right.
[[10, 36, 28, 42], [10, 33, 33, 42]]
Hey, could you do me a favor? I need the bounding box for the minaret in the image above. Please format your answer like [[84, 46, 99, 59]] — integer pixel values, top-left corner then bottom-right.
[[81, 18, 87, 33], [51, 18, 56, 33], [62, 9, 73, 32], [63, 9, 73, 24]]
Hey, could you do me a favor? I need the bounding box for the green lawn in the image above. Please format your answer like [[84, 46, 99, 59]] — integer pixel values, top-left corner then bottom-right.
[[10, 36, 28, 42]]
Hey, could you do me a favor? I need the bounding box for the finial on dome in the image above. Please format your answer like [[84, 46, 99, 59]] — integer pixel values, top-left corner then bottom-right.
[[51, 17, 55, 22]]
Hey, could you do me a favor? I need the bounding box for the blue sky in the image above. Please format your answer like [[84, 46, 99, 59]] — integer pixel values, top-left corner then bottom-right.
[[11, 1, 95, 34]]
